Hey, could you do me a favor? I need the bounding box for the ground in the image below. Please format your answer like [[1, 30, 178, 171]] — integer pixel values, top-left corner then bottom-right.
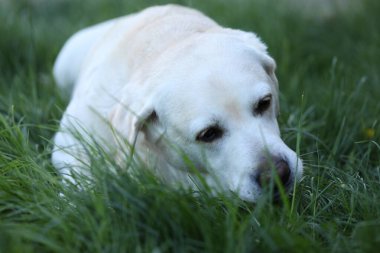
[[0, 0, 379, 252]]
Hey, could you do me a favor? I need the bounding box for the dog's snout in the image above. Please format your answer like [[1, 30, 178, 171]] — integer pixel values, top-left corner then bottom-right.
[[255, 159, 291, 188], [276, 160, 291, 186]]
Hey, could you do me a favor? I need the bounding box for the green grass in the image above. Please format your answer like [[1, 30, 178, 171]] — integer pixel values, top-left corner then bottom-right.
[[1, 0, 379, 252]]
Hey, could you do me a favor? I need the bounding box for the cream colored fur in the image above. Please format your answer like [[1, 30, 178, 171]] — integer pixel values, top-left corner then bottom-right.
[[52, 5, 302, 202]]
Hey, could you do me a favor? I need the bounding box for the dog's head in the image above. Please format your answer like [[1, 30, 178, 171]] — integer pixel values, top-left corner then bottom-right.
[[111, 30, 303, 202]]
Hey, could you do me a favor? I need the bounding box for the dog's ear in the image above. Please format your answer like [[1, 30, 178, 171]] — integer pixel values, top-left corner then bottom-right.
[[260, 53, 280, 116], [227, 29, 280, 114], [109, 99, 157, 149], [261, 54, 278, 86]]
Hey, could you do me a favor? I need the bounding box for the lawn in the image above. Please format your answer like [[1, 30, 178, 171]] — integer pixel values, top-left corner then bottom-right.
[[0, 0, 379, 252]]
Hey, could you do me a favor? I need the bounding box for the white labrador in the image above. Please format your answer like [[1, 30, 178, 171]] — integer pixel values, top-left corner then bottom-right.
[[52, 5, 303, 202]]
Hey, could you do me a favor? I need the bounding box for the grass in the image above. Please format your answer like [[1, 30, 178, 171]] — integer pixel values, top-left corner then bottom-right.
[[0, 0, 379, 252]]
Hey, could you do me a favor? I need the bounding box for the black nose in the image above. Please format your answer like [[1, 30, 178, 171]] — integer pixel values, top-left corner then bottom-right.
[[255, 159, 291, 188]]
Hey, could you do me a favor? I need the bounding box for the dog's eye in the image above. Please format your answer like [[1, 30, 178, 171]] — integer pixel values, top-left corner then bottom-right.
[[196, 126, 223, 143], [254, 95, 272, 115]]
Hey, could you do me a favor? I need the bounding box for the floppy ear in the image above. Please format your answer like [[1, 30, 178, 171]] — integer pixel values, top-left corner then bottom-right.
[[109, 99, 156, 149], [261, 53, 278, 87], [227, 29, 280, 114], [260, 53, 280, 115]]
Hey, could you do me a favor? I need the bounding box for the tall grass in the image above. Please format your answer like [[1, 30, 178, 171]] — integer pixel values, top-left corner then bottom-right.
[[0, 0, 379, 252]]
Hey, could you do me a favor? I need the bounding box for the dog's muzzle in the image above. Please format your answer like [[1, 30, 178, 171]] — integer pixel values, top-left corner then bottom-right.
[[252, 158, 293, 196]]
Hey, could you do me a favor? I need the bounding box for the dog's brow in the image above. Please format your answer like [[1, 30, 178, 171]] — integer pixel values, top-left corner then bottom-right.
[[191, 117, 222, 134], [259, 93, 272, 100], [204, 118, 223, 129], [251, 83, 272, 100]]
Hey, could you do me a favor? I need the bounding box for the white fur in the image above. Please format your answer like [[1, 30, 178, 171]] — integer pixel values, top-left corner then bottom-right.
[[52, 5, 303, 201]]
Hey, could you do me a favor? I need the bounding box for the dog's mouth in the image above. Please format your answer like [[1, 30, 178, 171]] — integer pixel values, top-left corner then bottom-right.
[[273, 179, 294, 201], [246, 166, 295, 202]]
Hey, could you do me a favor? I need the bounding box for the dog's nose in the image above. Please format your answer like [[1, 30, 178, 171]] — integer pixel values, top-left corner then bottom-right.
[[255, 159, 291, 188]]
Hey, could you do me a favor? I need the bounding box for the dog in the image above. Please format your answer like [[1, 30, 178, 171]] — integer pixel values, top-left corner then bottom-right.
[[52, 4, 303, 202]]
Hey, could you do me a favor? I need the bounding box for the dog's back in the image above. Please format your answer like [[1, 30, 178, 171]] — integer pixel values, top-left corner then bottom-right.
[[53, 5, 216, 95], [53, 19, 117, 92]]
